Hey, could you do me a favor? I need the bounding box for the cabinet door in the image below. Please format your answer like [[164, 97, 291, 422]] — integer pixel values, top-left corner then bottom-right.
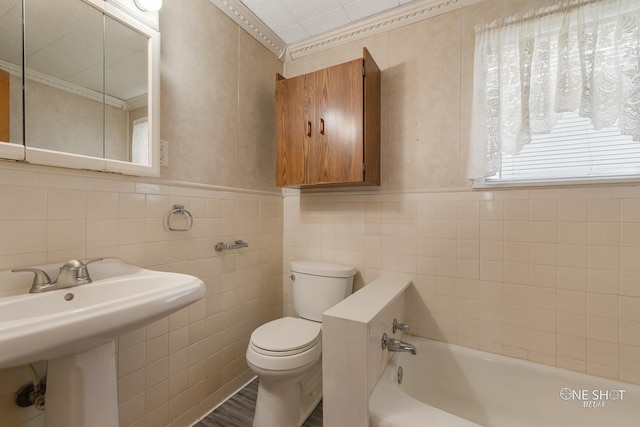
[[363, 47, 381, 185], [0, 70, 9, 142], [275, 73, 314, 186], [311, 59, 364, 184]]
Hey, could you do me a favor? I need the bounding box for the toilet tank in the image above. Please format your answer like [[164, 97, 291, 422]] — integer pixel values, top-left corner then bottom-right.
[[291, 261, 357, 322]]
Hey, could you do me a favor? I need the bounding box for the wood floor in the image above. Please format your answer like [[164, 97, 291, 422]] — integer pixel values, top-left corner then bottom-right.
[[194, 378, 323, 427]]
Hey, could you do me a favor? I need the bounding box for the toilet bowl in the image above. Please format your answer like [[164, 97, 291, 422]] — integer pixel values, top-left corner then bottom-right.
[[246, 317, 323, 427], [246, 261, 356, 427]]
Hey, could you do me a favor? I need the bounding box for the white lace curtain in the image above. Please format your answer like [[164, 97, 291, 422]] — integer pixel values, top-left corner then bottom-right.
[[468, 0, 640, 180]]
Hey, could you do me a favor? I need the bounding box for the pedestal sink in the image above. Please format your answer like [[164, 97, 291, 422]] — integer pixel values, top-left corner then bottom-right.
[[0, 259, 206, 427]]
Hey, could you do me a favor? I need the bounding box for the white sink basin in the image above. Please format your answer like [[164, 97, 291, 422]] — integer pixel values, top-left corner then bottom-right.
[[0, 258, 205, 369]]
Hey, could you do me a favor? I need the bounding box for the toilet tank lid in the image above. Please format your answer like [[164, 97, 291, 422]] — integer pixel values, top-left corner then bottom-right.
[[290, 260, 357, 278]]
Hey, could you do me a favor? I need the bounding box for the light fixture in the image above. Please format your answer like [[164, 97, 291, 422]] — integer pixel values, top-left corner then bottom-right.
[[133, 0, 162, 12]]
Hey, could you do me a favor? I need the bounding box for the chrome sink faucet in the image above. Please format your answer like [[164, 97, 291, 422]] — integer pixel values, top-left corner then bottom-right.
[[12, 258, 103, 293], [56, 260, 85, 289]]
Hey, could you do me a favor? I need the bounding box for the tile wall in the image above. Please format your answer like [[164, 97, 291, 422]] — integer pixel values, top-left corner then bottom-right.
[[0, 163, 283, 427], [283, 186, 640, 386], [0, 0, 284, 424], [280, 0, 639, 389]]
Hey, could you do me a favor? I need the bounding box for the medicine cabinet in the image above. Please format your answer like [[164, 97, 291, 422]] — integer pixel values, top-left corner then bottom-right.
[[0, 0, 160, 176]]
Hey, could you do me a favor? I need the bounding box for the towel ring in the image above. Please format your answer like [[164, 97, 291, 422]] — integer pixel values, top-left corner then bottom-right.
[[166, 204, 193, 231]]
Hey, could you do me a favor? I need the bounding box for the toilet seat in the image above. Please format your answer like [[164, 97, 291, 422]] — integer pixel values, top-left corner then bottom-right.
[[250, 317, 321, 356]]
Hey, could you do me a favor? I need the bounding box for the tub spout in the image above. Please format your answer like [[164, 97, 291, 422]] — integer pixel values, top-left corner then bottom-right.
[[382, 334, 417, 355], [389, 339, 417, 355]]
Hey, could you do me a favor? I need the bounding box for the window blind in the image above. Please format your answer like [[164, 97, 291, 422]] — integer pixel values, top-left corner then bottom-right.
[[485, 112, 640, 183], [469, 0, 640, 182]]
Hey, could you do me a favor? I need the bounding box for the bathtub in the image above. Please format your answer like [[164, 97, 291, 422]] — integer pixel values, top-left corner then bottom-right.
[[370, 336, 640, 427]]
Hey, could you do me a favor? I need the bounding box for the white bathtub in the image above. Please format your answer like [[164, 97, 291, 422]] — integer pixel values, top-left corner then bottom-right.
[[370, 336, 640, 427]]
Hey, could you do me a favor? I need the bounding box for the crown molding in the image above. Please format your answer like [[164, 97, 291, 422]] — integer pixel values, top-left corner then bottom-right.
[[286, 0, 483, 60], [0, 59, 127, 110], [208, 0, 483, 62], [208, 0, 287, 59]]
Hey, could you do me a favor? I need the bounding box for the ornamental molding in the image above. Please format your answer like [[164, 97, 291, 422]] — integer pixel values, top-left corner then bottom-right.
[[208, 0, 288, 59], [210, 0, 483, 62], [286, 0, 482, 60], [0, 60, 129, 110]]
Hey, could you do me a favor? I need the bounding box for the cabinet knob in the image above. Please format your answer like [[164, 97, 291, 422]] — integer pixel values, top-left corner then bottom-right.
[[320, 118, 325, 135], [306, 120, 312, 137]]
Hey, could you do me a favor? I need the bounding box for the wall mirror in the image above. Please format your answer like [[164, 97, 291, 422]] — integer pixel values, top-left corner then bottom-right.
[[0, 0, 160, 176], [0, 0, 24, 159]]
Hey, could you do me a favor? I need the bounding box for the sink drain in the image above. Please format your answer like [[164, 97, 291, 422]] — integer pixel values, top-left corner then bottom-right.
[[397, 366, 403, 384], [64, 293, 74, 301]]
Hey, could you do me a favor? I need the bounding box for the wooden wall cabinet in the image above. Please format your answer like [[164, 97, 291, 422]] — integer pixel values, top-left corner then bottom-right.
[[275, 47, 380, 188], [0, 69, 9, 142]]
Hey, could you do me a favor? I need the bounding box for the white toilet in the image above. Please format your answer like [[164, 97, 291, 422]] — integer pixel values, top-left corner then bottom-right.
[[246, 260, 356, 427]]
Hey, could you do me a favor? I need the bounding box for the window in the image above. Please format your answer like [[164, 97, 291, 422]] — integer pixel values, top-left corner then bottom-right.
[[486, 112, 640, 182], [468, 0, 640, 184], [131, 117, 149, 165]]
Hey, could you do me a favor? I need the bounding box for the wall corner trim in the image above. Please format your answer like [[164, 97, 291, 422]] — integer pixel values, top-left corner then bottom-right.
[[208, 0, 288, 60]]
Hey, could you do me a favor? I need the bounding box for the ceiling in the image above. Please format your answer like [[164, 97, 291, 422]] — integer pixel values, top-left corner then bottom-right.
[[239, 0, 419, 45], [212, 0, 476, 60]]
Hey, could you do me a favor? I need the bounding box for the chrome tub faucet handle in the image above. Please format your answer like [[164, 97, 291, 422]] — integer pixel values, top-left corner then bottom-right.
[[393, 318, 409, 334]]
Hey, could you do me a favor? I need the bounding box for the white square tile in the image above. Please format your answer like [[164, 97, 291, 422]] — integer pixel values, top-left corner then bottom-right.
[[588, 199, 619, 222], [87, 219, 118, 248], [621, 199, 640, 222], [47, 220, 86, 252], [48, 188, 86, 219], [558, 199, 588, 221], [0, 186, 47, 220]]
